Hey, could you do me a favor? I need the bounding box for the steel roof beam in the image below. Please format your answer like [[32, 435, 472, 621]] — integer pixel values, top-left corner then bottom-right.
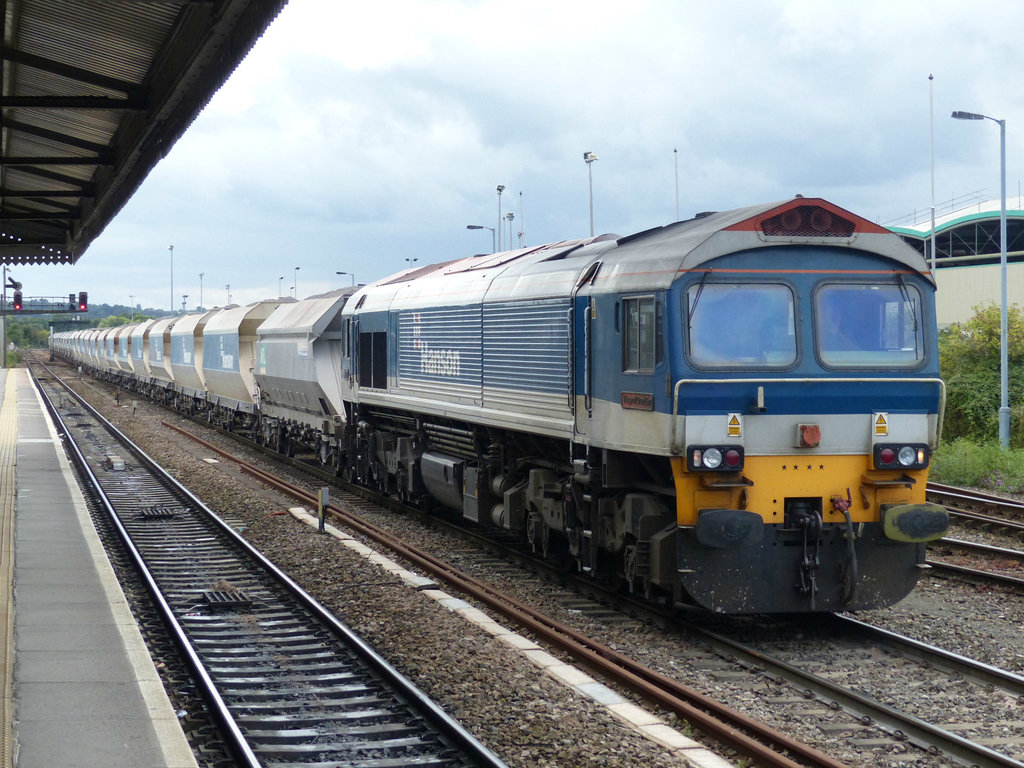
[[0, 155, 112, 166], [0, 211, 78, 220], [0, 117, 108, 153], [0, 190, 94, 198], [0, 46, 145, 99], [14, 165, 92, 188], [0, 95, 147, 109]]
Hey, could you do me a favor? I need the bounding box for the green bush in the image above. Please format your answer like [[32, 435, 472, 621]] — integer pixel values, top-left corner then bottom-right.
[[939, 302, 1024, 448], [931, 438, 1024, 494]]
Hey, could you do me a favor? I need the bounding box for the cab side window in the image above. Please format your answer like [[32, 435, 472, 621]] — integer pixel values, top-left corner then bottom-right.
[[622, 296, 663, 373]]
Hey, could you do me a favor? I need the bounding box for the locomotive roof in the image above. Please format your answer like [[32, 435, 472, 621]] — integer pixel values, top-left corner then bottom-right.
[[349, 197, 934, 312], [601, 197, 935, 289]]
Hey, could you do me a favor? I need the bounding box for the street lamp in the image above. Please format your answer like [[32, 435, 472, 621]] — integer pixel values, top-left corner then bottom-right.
[[199, 272, 204, 309], [278, 276, 284, 297], [506, 212, 515, 250], [466, 224, 496, 253], [181, 294, 189, 313], [673, 148, 680, 222], [496, 185, 505, 251], [336, 271, 355, 286], [293, 266, 300, 298], [952, 109, 1009, 447], [584, 151, 598, 236], [168, 244, 174, 313], [405, 257, 418, 267]]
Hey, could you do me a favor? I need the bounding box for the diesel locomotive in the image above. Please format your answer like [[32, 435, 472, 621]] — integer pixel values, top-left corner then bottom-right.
[[53, 196, 949, 613]]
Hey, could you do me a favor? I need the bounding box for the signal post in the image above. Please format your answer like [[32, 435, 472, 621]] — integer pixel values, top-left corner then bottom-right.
[[1, 272, 87, 368]]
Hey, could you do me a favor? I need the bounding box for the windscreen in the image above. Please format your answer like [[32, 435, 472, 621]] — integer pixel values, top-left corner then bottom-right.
[[815, 283, 923, 367], [686, 283, 796, 367]]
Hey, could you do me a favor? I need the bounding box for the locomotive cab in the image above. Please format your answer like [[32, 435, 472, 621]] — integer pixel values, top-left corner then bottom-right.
[[661, 202, 949, 612]]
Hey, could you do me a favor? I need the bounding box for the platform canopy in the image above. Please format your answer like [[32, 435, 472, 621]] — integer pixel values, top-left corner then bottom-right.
[[0, 0, 287, 265]]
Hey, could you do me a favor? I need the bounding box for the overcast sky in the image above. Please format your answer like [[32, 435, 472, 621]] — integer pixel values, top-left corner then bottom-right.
[[17, 0, 1024, 311]]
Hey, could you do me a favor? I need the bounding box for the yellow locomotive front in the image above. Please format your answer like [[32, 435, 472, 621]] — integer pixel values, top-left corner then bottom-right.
[[666, 222, 948, 612]]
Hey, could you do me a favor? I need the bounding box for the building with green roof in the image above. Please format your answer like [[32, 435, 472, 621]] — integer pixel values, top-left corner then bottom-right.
[[889, 199, 1024, 327]]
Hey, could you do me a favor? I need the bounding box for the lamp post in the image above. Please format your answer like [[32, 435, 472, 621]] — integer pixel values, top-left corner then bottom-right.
[[336, 271, 355, 286], [674, 148, 680, 222], [293, 266, 300, 298], [405, 257, 418, 268], [496, 185, 505, 251], [584, 151, 598, 236], [129, 295, 134, 323], [952, 109, 1009, 448], [199, 272, 204, 310], [466, 225, 495, 253], [278, 276, 284, 297], [181, 294, 189, 313], [506, 212, 515, 250], [519, 190, 525, 246], [168, 244, 174, 313]]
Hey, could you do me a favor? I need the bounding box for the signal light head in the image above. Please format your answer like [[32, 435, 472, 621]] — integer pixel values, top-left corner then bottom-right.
[[12, 290, 22, 311], [873, 443, 929, 470], [687, 445, 744, 472]]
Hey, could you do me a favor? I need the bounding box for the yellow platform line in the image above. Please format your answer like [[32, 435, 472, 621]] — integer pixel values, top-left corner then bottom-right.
[[0, 370, 18, 768]]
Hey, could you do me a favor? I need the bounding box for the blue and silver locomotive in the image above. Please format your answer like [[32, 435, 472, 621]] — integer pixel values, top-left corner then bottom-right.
[[337, 196, 948, 613], [53, 196, 948, 613]]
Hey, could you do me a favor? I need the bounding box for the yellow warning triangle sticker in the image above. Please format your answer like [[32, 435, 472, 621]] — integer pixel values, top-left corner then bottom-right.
[[727, 413, 742, 437], [873, 413, 888, 436]]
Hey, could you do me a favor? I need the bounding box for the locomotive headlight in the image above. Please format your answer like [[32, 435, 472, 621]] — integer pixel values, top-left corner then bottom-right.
[[702, 448, 723, 469], [873, 443, 930, 470], [897, 446, 917, 467], [687, 445, 745, 472]]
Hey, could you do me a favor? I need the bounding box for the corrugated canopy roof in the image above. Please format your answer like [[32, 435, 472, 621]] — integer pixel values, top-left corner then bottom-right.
[[0, 0, 287, 265]]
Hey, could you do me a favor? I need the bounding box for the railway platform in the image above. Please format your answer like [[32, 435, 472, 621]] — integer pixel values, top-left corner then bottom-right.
[[0, 368, 197, 768]]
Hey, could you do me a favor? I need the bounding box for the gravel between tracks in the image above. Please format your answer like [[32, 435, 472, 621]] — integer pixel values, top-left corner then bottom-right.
[[61, 370, 1024, 768]]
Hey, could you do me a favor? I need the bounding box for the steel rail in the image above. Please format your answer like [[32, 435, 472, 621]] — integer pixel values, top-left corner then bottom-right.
[[927, 559, 1024, 590], [944, 508, 1024, 532], [928, 482, 1024, 512], [832, 614, 1024, 698], [937, 537, 1024, 563], [162, 420, 850, 768]]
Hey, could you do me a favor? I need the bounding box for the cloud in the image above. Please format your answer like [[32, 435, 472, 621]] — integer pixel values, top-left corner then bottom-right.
[[18, 0, 1024, 310]]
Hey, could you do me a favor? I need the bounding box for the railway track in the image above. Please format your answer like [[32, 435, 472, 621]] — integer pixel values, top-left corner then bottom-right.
[[928, 482, 1024, 523], [925, 483, 1024, 588], [29, 362, 507, 768], [685, 614, 1024, 768]]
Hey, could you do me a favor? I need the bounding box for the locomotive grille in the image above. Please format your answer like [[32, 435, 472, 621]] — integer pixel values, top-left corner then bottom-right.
[[761, 205, 855, 238]]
